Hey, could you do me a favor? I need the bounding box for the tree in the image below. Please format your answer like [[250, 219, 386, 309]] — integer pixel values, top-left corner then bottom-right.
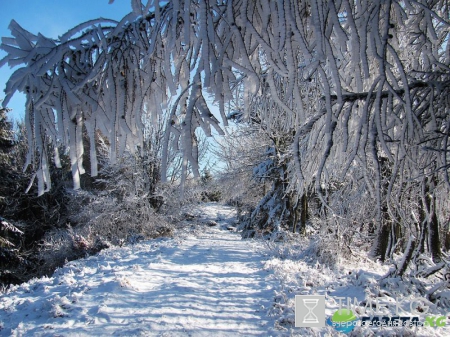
[[213, 123, 267, 206], [1, 1, 449, 272], [0, 103, 24, 284], [0, 102, 14, 163]]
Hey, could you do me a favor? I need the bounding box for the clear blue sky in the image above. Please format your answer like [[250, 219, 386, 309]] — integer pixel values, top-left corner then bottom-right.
[[0, 0, 132, 121]]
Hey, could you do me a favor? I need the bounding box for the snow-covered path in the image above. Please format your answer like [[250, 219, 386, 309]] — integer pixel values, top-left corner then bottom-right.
[[0, 204, 278, 336]]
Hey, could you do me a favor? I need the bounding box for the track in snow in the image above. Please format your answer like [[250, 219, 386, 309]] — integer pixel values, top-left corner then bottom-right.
[[0, 204, 278, 336]]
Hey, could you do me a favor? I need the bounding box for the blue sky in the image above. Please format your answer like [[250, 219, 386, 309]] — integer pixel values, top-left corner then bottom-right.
[[0, 0, 132, 121]]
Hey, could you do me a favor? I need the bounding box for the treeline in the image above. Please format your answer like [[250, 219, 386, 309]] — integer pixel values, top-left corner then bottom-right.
[[0, 103, 220, 287]]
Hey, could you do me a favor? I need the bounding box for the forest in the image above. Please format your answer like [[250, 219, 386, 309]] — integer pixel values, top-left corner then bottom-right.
[[0, 0, 449, 331]]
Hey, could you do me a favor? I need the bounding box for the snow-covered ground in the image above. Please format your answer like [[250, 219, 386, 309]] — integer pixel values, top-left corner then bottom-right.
[[260, 235, 450, 337], [0, 204, 279, 336], [1, 203, 449, 336]]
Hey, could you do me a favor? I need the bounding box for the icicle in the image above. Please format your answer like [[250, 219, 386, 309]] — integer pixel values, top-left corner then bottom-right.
[[36, 169, 45, 197], [68, 107, 81, 190], [190, 133, 200, 179], [41, 147, 51, 194], [85, 115, 98, 173], [54, 147, 62, 169], [23, 96, 35, 172], [75, 111, 85, 175]]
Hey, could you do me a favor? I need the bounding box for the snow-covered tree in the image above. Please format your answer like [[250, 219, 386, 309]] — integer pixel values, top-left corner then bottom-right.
[[0, 102, 14, 164], [1, 1, 449, 270]]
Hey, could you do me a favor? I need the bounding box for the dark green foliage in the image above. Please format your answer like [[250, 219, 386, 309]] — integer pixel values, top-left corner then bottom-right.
[[200, 169, 222, 202], [0, 104, 29, 285], [0, 102, 73, 285], [0, 104, 14, 160]]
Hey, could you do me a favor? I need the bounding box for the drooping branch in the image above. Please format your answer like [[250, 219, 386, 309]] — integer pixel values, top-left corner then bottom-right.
[[327, 80, 435, 103], [1, 0, 449, 202]]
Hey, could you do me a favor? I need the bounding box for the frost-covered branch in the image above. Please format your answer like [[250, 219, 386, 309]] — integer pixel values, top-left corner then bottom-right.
[[1, 0, 449, 203]]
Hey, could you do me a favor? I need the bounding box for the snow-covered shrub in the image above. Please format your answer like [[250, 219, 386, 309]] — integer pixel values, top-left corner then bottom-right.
[[70, 191, 172, 245], [36, 225, 95, 277], [34, 143, 174, 276], [213, 125, 273, 234], [303, 235, 342, 269], [37, 190, 173, 276], [153, 177, 222, 219], [0, 218, 28, 285]]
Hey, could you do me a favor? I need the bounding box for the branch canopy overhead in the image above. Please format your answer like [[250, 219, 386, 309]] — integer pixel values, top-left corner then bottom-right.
[[1, 0, 449, 195]]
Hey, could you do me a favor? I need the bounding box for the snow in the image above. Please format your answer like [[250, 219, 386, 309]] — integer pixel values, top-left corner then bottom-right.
[[259, 235, 450, 336], [1, 203, 449, 336], [0, 204, 279, 336]]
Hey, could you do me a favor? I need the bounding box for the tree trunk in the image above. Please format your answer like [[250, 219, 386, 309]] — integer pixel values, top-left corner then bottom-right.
[[291, 198, 298, 234], [287, 192, 299, 233], [422, 177, 442, 263], [371, 157, 392, 263], [395, 235, 416, 277], [371, 223, 391, 262], [444, 218, 450, 251], [427, 204, 441, 263], [417, 205, 427, 255], [299, 192, 308, 235]]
